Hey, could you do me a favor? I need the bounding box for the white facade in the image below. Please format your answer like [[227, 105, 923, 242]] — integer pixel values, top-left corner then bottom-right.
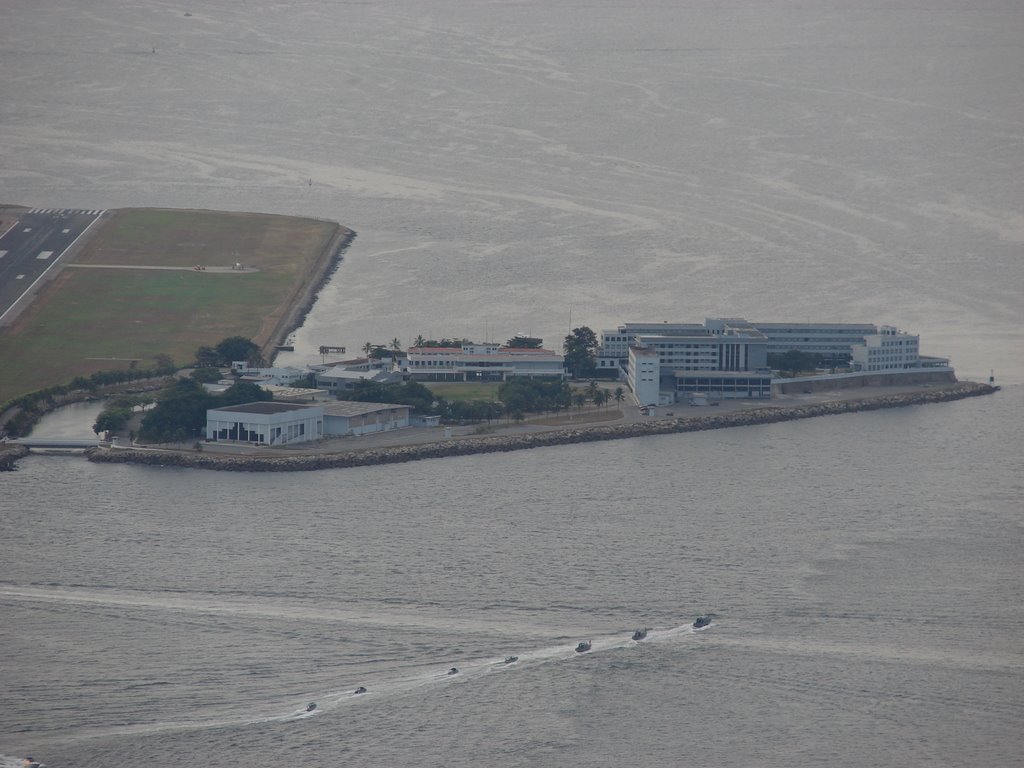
[[725, 320, 879, 360], [850, 327, 921, 371], [206, 402, 324, 445], [598, 322, 707, 370], [230, 363, 310, 386], [314, 367, 399, 393], [635, 329, 769, 372], [600, 318, 881, 370], [627, 346, 662, 405], [404, 345, 565, 381], [671, 370, 773, 400], [206, 400, 411, 443]]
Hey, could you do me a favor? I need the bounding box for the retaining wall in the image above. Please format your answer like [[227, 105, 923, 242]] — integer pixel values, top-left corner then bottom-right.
[[82, 382, 998, 473]]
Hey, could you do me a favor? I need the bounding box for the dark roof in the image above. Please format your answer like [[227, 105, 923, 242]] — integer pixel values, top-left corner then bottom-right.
[[212, 401, 316, 415]]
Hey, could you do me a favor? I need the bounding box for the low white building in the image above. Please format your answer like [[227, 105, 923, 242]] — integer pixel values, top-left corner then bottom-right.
[[850, 326, 920, 371], [321, 401, 411, 436], [205, 401, 324, 445], [314, 367, 400, 393], [206, 400, 411, 444], [230, 363, 310, 386], [404, 343, 565, 382]]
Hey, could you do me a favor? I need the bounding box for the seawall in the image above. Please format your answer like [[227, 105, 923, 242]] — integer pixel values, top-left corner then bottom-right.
[[261, 226, 356, 363], [82, 382, 998, 473]]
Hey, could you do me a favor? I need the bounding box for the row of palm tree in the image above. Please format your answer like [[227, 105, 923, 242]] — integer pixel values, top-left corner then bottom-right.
[[361, 339, 404, 362]]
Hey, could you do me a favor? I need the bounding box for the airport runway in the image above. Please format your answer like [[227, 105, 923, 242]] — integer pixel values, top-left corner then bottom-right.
[[0, 208, 104, 325]]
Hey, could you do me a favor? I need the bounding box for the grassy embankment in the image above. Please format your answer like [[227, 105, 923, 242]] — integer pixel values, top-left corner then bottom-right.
[[0, 209, 339, 404]]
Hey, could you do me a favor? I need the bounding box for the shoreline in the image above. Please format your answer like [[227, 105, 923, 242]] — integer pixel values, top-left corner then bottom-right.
[[79, 381, 998, 473], [259, 225, 356, 363]]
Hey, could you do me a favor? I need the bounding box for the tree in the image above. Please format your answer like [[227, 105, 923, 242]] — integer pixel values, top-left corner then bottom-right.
[[771, 349, 822, 375], [390, 338, 402, 366], [414, 334, 426, 348], [505, 335, 543, 349], [220, 381, 271, 406], [94, 407, 131, 434], [593, 389, 609, 409], [215, 336, 261, 366], [190, 367, 223, 384], [138, 379, 272, 443], [362, 341, 374, 359], [613, 386, 625, 409], [153, 353, 175, 372], [563, 326, 599, 379], [585, 380, 600, 401], [138, 379, 211, 442], [343, 379, 435, 414], [573, 392, 587, 411], [195, 346, 220, 368]]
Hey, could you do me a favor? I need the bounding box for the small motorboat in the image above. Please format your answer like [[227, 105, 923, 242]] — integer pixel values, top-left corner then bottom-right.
[[501, 655, 518, 665], [305, 702, 317, 712], [692, 614, 712, 629], [447, 667, 459, 676], [354, 686, 367, 695], [632, 628, 648, 641], [575, 641, 592, 653]]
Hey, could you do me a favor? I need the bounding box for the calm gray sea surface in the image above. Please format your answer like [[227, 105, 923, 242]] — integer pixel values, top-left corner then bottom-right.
[[2, 1, 1023, 766], [2, 391, 1022, 767]]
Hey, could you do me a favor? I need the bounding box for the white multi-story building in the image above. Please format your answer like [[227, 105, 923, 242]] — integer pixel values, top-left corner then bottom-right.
[[598, 322, 707, 370], [720, 319, 879, 361], [627, 345, 661, 405], [638, 324, 768, 372], [599, 318, 881, 372], [850, 326, 920, 371], [404, 343, 565, 382], [624, 322, 772, 403]]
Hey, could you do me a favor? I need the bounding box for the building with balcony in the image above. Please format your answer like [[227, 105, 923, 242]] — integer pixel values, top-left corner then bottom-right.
[[404, 343, 565, 382]]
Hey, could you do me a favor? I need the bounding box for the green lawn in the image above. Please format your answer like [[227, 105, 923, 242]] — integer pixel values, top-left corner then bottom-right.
[[0, 208, 340, 404], [425, 382, 502, 402]]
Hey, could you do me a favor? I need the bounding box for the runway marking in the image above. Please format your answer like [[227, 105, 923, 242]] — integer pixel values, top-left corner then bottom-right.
[[0, 213, 105, 324], [37, 251, 54, 260], [22, 227, 31, 232], [0, 250, 7, 258], [63, 228, 70, 233]]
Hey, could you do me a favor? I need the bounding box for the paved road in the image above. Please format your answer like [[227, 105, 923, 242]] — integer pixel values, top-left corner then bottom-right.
[[0, 208, 104, 324]]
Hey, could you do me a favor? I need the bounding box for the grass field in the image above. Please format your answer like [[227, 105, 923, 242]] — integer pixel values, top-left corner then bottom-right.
[[0, 209, 340, 404], [425, 382, 502, 402]]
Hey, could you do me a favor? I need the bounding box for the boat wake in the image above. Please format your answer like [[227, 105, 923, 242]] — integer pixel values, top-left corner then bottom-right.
[[42, 621, 709, 742]]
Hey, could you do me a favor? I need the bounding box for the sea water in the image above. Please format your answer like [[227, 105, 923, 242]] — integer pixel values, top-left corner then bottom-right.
[[1, 2, 1022, 765]]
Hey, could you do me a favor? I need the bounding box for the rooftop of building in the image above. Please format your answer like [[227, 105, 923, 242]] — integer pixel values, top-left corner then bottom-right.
[[211, 401, 316, 415], [321, 400, 411, 417]]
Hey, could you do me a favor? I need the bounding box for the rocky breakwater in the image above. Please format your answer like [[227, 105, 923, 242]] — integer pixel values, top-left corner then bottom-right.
[[0, 443, 30, 470], [85, 382, 998, 473]]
